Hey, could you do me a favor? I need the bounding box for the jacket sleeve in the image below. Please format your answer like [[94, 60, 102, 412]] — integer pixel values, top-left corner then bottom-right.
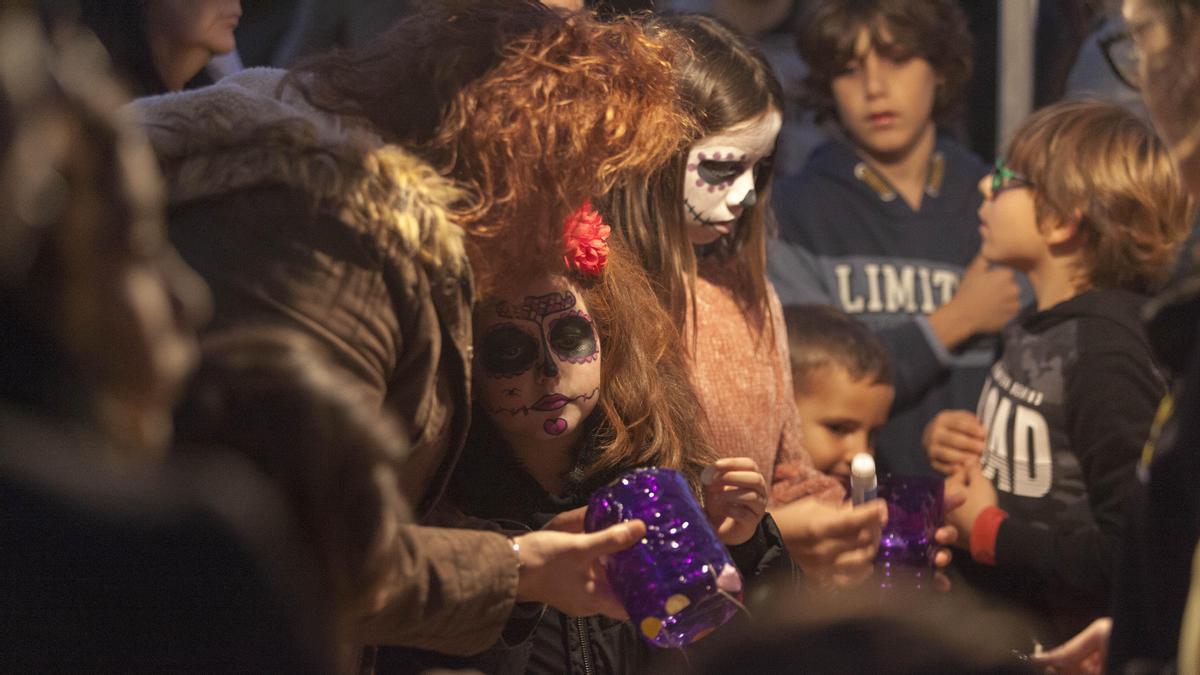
[[767, 239, 837, 307], [170, 193, 516, 655], [767, 239, 952, 412], [873, 318, 955, 412], [352, 522, 519, 654], [727, 513, 793, 589], [992, 350, 1162, 607]]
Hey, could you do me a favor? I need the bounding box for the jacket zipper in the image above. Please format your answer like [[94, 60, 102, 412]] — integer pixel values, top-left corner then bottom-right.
[[575, 617, 595, 675]]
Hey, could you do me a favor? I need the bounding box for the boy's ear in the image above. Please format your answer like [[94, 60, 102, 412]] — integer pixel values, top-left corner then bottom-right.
[[1044, 208, 1085, 245]]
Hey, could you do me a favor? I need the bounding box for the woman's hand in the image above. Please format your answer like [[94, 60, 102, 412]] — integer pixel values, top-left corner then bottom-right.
[[513, 520, 646, 619], [702, 457, 768, 546]]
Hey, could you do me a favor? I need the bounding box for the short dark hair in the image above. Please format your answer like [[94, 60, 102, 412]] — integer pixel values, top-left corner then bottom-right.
[[795, 0, 974, 125], [784, 304, 894, 394]]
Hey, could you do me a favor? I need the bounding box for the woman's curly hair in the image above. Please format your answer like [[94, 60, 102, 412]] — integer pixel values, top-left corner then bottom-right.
[[288, 1, 694, 292]]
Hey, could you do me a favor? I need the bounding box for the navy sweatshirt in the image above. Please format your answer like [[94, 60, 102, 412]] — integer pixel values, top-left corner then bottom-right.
[[971, 289, 1166, 644], [768, 136, 994, 475]]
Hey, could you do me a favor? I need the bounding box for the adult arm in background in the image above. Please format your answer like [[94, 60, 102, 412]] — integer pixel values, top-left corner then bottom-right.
[[768, 243, 1019, 412], [348, 508, 645, 653]]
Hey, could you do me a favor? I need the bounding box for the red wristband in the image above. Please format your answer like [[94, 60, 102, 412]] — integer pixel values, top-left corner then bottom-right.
[[969, 506, 1008, 566]]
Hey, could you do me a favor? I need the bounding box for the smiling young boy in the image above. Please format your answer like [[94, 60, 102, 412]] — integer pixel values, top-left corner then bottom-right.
[[768, 0, 1023, 476], [932, 100, 1191, 644], [784, 304, 894, 482]]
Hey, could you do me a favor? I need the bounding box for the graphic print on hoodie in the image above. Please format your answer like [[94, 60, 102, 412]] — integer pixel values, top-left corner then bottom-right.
[[970, 288, 1166, 643]]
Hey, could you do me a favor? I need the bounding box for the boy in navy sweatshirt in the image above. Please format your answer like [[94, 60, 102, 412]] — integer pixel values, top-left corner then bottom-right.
[[933, 101, 1191, 644], [768, 0, 1022, 475]]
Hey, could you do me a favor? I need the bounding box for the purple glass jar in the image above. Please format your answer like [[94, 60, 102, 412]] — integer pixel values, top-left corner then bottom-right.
[[876, 474, 944, 590], [584, 467, 743, 648]]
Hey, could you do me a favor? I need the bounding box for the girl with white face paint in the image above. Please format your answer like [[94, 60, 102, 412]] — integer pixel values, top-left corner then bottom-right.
[[683, 109, 783, 244], [601, 13, 961, 588]]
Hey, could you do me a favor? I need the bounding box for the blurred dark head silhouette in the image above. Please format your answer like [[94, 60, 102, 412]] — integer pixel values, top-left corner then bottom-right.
[[665, 585, 1037, 675], [0, 9, 210, 459]]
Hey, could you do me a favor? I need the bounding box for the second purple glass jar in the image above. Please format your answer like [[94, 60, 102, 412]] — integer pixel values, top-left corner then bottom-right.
[[876, 473, 944, 590]]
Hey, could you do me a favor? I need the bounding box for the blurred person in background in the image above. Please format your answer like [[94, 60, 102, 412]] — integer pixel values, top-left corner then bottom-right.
[[79, 0, 241, 95], [1105, 0, 1200, 671], [768, 0, 1023, 477]]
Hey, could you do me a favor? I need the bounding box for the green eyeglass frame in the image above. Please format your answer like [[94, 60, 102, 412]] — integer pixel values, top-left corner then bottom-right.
[[990, 158, 1032, 197]]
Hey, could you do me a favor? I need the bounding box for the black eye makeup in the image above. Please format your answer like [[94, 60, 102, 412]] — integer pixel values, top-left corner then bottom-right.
[[479, 323, 540, 378], [548, 313, 598, 363], [698, 160, 746, 186]]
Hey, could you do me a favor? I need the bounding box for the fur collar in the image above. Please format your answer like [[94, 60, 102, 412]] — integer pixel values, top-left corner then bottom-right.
[[130, 68, 465, 274]]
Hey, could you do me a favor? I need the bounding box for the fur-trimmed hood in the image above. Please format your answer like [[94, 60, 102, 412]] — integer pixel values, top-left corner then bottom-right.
[[130, 67, 465, 275]]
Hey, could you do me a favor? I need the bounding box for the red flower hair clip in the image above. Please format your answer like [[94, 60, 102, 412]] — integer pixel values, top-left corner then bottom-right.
[[563, 200, 610, 277]]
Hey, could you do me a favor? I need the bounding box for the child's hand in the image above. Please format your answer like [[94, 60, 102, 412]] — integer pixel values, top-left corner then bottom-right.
[[772, 496, 886, 587], [923, 410, 986, 475], [944, 461, 997, 547], [701, 457, 768, 546], [929, 254, 1021, 350], [954, 254, 1022, 335]]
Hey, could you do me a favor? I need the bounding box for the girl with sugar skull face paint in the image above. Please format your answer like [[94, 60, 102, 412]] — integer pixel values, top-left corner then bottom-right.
[[601, 14, 960, 588], [684, 109, 782, 244], [475, 275, 603, 447], [380, 205, 780, 674]]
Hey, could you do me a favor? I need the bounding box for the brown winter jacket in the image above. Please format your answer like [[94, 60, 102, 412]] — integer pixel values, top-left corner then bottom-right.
[[132, 68, 517, 656]]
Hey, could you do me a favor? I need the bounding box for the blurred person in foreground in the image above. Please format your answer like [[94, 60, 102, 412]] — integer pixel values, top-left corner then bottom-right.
[[0, 9, 327, 671], [661, 583, 1036, 675]]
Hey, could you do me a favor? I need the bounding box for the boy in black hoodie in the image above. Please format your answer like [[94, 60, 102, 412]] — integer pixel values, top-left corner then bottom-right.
[[931, 101, 1193, 645]]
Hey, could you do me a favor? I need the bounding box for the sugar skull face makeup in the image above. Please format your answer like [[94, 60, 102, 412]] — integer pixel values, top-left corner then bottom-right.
[[682, 108, 782, 245], [475, 275, 601, 444]]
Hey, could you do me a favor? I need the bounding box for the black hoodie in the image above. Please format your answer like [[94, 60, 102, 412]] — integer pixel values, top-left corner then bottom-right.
[[964, 288, 1167, 644]]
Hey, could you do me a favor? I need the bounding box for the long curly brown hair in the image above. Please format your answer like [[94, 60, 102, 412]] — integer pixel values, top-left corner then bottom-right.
[[287, 1, 694, 293]]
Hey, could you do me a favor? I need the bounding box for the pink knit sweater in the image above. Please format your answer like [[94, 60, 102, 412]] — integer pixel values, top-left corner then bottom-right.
[[689, 261, 844, 506]]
